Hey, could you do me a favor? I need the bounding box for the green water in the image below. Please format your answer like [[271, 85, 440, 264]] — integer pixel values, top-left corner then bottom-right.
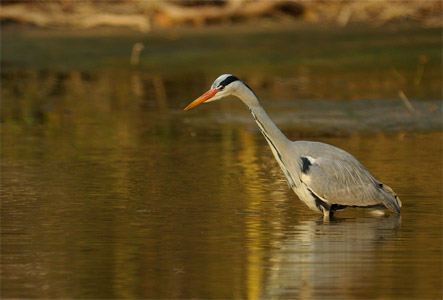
[[1, 24, 442, 299]]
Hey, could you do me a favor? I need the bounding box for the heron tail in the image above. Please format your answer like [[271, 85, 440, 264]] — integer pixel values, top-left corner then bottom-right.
[[381, 184, 402, 213]]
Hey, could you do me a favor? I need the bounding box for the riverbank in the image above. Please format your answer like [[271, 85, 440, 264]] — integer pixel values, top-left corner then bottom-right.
[[1, 1, 441, 32]]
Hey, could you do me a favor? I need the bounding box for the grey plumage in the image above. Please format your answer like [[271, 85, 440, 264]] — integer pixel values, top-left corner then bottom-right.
[[184, 74, 402, 219], [290, 141, 401, 214]]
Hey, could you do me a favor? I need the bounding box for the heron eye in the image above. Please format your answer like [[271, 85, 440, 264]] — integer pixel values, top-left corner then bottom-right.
[[218, 85, 225, 91]]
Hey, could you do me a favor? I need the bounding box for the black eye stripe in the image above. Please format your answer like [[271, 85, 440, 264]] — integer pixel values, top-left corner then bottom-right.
[[219, 75, 239, 87]]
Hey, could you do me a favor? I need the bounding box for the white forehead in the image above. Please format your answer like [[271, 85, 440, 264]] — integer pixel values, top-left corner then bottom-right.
[[211, 74, 234, 89]]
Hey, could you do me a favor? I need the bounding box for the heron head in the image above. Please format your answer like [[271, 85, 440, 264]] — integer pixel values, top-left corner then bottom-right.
[[184, 74, 240, 111]]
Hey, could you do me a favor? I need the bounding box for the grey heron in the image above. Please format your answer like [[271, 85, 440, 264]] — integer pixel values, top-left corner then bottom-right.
[[184, 74, 402, 219]]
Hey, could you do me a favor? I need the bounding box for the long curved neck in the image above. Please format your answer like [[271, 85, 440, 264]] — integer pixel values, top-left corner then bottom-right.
[[233, 83, 290, 150]]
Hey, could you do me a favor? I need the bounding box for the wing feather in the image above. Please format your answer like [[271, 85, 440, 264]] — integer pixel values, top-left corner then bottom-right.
[[293, 142, 400, 213]]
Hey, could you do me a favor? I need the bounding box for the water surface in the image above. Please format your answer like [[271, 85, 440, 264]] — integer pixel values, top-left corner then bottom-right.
[[1, 25, 442, 299]]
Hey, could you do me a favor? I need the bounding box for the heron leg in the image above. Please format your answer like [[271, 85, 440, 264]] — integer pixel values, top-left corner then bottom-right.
[[321, 206, 331, 222]]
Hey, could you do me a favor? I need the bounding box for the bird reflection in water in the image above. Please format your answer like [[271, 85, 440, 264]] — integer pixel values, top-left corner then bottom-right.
[[262, 215, 401, 299]]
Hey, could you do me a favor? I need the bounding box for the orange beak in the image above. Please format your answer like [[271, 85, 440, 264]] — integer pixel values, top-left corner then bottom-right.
[[184, 89, 218, 111]]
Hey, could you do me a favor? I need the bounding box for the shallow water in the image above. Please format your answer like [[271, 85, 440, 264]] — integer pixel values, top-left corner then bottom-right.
[[1, 25, 442, 299]]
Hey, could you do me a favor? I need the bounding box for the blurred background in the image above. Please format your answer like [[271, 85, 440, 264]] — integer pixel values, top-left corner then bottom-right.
[[1, 1, 442, 299]]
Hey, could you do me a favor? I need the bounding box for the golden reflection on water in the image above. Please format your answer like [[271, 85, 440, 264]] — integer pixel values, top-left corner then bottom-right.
[[237, 129, 265, 300]]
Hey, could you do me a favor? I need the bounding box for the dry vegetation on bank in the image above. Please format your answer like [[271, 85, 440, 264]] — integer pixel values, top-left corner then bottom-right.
[[1, 0, 441, 32]]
